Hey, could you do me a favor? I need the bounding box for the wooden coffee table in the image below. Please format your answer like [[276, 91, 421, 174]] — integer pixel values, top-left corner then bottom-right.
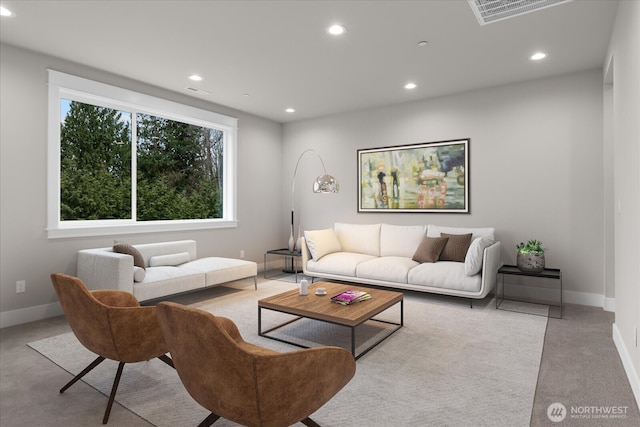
[[258, 281, 403, 359]]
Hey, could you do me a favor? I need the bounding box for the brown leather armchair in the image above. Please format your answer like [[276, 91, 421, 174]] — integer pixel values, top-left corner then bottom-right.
[[155, 301, 356, 427], [50, 273, 174, 424]]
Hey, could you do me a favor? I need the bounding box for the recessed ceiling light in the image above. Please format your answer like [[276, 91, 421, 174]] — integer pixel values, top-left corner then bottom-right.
[[404, 83, 417, 90], [327, 24, 346, 35], [530, 52, 547, 61], [285, 108, 295, 113], [0, 6, 14, 16], [189, 74, 203, 81], [417, 41, 429, 47]]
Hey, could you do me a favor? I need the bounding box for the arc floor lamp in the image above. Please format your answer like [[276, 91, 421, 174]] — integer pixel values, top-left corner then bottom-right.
[[289, 149, 339, 253]]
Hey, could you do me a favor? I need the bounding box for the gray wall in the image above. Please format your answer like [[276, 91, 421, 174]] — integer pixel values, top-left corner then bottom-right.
[[0, 44, 284, 325], [283, 69, 605, 303], [605, 0, 640, 403]]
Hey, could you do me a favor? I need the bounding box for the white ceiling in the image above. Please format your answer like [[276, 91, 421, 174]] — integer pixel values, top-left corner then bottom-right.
[[0, 0, 619, 123]]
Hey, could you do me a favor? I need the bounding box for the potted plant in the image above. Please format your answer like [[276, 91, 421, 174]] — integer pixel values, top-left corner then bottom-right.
[[516, 240, 546, 273]]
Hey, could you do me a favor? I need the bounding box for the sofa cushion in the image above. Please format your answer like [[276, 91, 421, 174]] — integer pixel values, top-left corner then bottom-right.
[[465, 238, 495, 276], [304, 229, 342, 261], [412, 236, 449, 263], [380, 224, 427, 257], [149, 252, 191, 267], [334, 223, 381, 256], [356, 256, 418, 283], [133, 266, 205, 301], [306, 252, 376, 277], [182, 257, 257, 287], [427, 225, 495, 240], [408, 262, 482, 293], [113, 242, 146, 269], [439, 233, 473, 262]]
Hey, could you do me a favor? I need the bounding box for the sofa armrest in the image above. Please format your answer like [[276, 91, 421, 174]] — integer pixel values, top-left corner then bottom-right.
[[480, 241, 502, 296], [300, 237, 312, 275], [77, 249, 134, 294]]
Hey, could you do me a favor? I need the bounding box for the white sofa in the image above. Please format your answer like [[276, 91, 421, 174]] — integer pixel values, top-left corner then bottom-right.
[[77, 240, 257, 302], [301, 223, 501, 301]]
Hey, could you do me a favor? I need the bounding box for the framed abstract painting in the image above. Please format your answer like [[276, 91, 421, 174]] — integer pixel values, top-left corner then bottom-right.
[[357, 138, 469, 213]]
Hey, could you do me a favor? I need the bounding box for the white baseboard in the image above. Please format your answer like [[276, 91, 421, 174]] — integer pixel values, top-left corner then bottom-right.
[[502, 284, 606, 308], [613, 323, 640, 411], [0, 302, 63, 329], [0, 284, 612, 328], [604, 297, 616, 312], [563, 289, 606, 307]]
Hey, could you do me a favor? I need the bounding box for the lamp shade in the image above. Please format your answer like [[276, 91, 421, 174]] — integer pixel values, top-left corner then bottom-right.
[[313, 174, 339, 193]]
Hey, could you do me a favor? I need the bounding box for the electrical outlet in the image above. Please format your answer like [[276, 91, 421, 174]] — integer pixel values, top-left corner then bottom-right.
[[240, 250, 245, 258], [16, 280, 25, 293]]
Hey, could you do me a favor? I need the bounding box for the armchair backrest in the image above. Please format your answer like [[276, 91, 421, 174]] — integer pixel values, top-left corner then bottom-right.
[[156, 302, 261, 425], [50, 273, 119, 360], [51, 273, 168, 363], [156, 301, 356, 427]]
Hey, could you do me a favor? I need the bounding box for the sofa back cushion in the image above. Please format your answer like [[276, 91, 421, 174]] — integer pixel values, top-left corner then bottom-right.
[[334, 223, 381, 256], [134, 240, 197, 266], [426, 225, 495, 241], [380, 224, 427, 257]]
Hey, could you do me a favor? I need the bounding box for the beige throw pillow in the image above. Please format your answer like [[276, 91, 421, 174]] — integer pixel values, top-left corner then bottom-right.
[[304, 229, 342, 261], [439, 233, 473, 262], [412, 236, 449, 263], [113, 242, 146, 269]]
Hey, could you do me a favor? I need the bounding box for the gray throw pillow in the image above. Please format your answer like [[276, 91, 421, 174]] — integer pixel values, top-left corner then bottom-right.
[[412, 236, 449, 263], [439, 233, 473, 262], [113, 242, 146, 269]]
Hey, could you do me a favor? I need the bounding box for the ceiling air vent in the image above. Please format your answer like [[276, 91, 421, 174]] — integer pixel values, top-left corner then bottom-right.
[[185, 87, 212, 96], [468, 0, 573, 25]]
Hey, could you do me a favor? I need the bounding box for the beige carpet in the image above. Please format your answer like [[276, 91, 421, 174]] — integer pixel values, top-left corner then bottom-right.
[[29, 280, 548, 426]]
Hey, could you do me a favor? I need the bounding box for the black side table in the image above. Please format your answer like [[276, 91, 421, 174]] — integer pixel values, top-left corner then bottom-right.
[[264, 248, 303, 283], [496, 265, 562, 319]]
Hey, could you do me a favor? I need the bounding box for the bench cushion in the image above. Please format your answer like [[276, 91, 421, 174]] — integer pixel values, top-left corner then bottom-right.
[[182, 257, 257, 287]]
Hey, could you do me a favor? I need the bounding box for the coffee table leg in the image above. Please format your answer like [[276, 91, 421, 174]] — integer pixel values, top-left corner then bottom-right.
[[351, 327, 356, 356]]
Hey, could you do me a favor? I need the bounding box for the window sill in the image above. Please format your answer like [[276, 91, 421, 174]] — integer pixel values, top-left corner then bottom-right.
[[47, 219, 238, 239]]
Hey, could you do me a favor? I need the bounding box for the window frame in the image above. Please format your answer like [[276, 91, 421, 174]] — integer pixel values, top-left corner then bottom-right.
[[47, 70, 238, 239]]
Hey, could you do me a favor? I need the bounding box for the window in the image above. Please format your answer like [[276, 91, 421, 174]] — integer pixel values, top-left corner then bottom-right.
[[47, 70, 238, 238]]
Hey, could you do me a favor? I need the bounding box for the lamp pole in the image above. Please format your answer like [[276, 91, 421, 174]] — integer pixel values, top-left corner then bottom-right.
[[289, 149, 337, 253]]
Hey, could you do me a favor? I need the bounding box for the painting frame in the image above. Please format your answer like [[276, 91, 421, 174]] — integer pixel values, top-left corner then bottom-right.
[[357, 138, 469, 213]]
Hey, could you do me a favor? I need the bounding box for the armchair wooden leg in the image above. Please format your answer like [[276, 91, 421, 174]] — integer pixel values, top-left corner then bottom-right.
[[102, 362, 125, 424], [158, 354, 174, 368], [60, 355, 106, 393], [301, 417, 321, 427], [197, 412, 221, 427]]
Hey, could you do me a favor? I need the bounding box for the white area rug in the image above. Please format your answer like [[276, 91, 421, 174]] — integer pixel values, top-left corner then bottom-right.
[[29, 280, 548, 426]]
